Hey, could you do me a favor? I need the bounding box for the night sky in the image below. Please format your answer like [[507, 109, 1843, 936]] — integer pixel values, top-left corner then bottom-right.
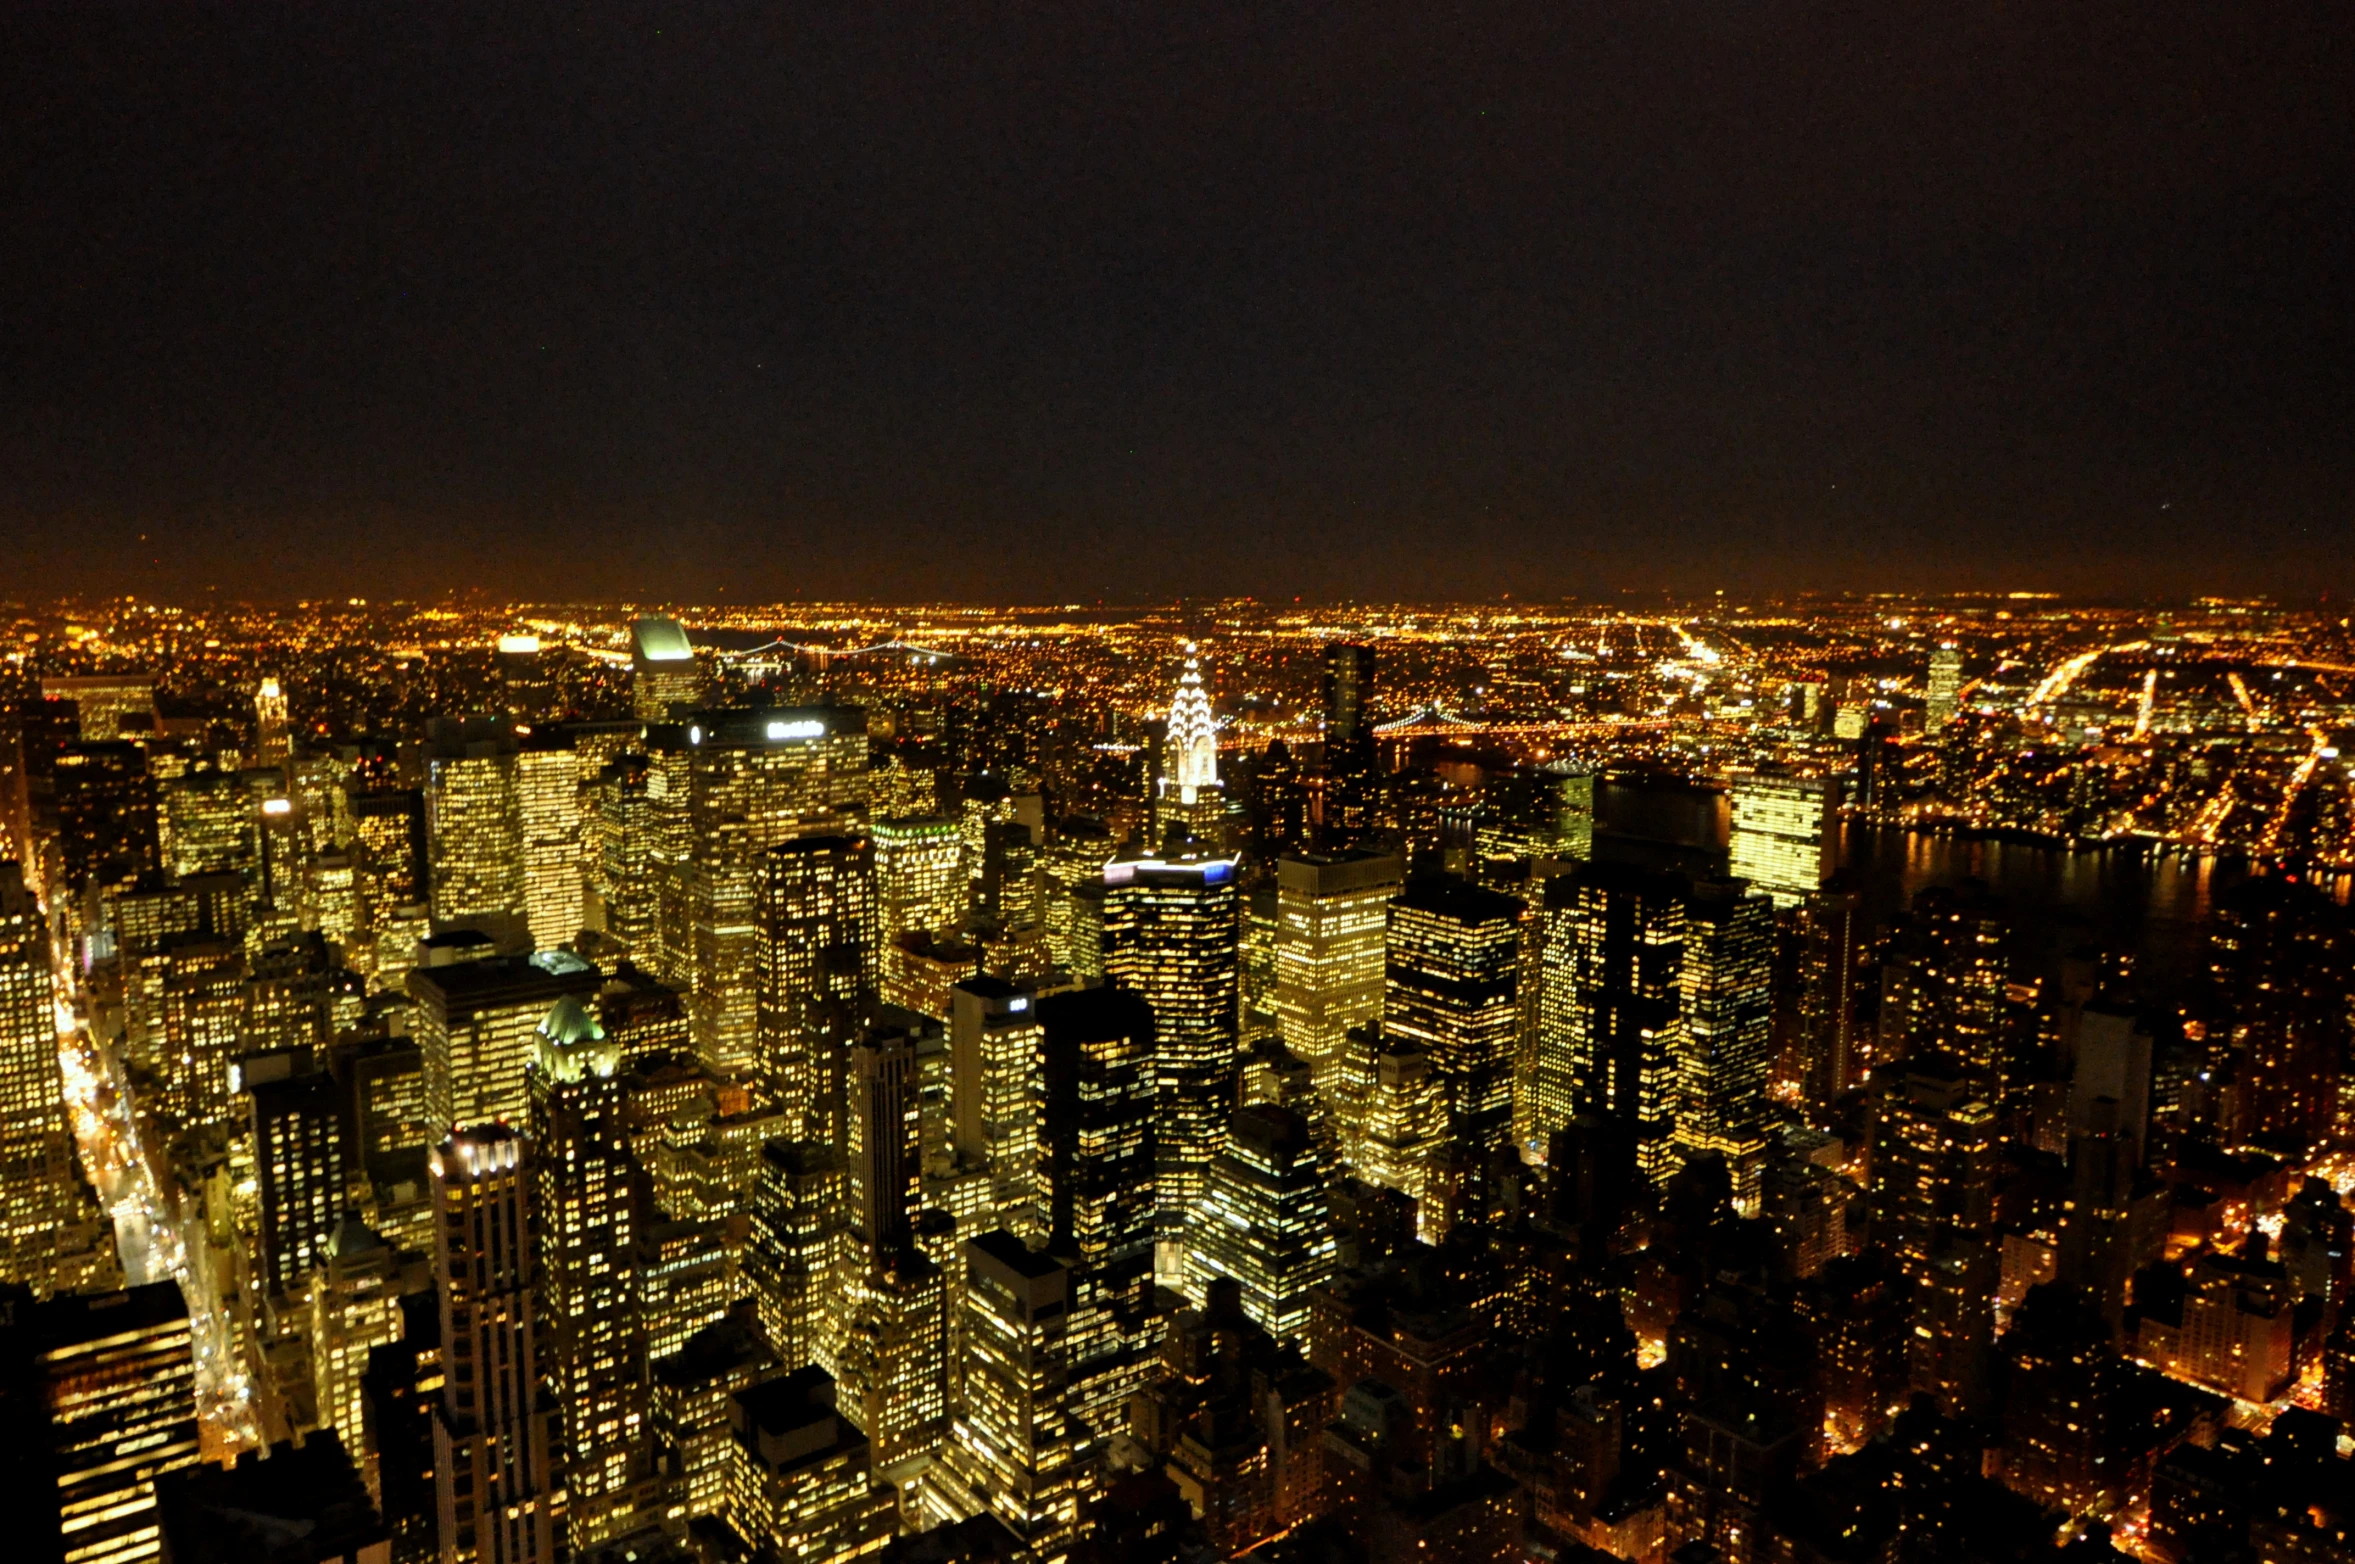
[[5, 2, 2351, 603]]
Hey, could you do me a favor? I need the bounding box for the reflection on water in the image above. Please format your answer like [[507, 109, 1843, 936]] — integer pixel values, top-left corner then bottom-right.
[[1833, 827, 2247, 991]]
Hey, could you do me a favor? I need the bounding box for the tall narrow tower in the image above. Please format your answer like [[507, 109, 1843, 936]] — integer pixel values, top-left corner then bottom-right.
[[431, 1126, 560, 1564]]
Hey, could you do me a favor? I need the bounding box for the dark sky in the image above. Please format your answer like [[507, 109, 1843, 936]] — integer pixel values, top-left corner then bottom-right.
[[5, 1, 2351, 603]]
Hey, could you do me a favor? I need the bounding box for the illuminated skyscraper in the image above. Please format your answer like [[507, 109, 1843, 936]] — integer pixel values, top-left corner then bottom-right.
[[306, 1217, 405, 1476], [423, 720, 525, 946], [1183, 1104, 1334, 1343], [514, 735, 583, 953], [526, 998, 649, 1547], [1797, 875, 1865, 1108], [159, 768, 263, 886], [680, 707, 869, 1077], [630, 616, 702, 723], [430, 1125, 560, 1564], [951, 977, 1046, 1240], [1541, 861, 1687, 1187], [943, 1232, 1089, 1558], [872, 815, 967, 1010], [0, 863, 115, 1296], [744, 1139, 844, 1375], [1925, 644, 1963, 731], [154, 933, 248, 1140], [1726, 773, 1832, 909], [722, 1367, 897, 1564], [835, 1029, 947, 1471], [5, 1282, 201, 1564], [584, 752, 658, 962], [758, 835, 873, 1140], [1034, 985, 1159, 1439], [410, 951, 602, 1136], [1869, 1059, 1999, 1418], [246, 1064, 350, 1304], [254, 676, 291, 766], [1669, 880, 1777, 1211], [1271, 850, 1401, 1096], [1381, 879, 1524, 1232], [1101, 833, 1239, 1281], [495, 635, 559, 723]]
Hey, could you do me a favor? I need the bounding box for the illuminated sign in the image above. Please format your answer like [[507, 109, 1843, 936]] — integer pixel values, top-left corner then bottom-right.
[[497, 634, 542, 654], [260, 797, 293, 817], [766, 719, 825, 741]]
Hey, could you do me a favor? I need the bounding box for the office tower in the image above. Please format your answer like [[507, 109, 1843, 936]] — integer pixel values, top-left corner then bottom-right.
[[1271, 850, 1401, 1097], [307, 1217, 405, 1466], [1670, 881, 1776, 1212], [1541, 861, 1688, 1187], [583, 753, 656, 960], [1322, 642, 1375, 759], [2, 1283, 201, 1564], [411, 951, 602, 1137], [0, 864, 114, 1296], [514, 736, 583, 953], [843, 1031, 919, 1261], [39, 674, 157, 744], [1039, 822, 1113, 974], [1797, 875, 1864, 1108], [630, 616, 702, 722], [680, 707, 870, 1077], [351, 783, 427, 912], [943, 1233, 1089, 1557], [526, 997, 649, 1547], [1726, 774, 1833, 908], [1878, 884, 2009, 1088], [160, 768, 263, 884], [758, 835, 873, 1139], [490, 634, 558, 724], [950, 977, 1046, 1240], [154, 934, 248, 1139], [253, 676, 292, 766], [744, 1140, 843, 1375], [430, 1126, 559, 1564], [1155, 648, 1226, 845], [597, 963, 689, 1063], [652, 1317, 779, 1522], [1381, 880, 1523, 1231], [1925, 645, 1963, 730], [47, 742, 160, 898], [154, 1431, 388, 1564], [1182, 1104, 1334, 1342], [1344, 1032, 1447, 1229], [1101, 834, 1239, 1281], [1030, 985, 1159, 1452], [422, 721, 525, 945], [246, 1065, 350, 1303], [1869, 1060, 1999, 1418], [637, 1216, 735, 1361], [872, 815, 967, 1010], [722, 1367, 897, 1564]]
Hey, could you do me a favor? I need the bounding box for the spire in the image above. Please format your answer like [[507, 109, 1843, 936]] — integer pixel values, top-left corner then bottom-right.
[[1165, 644, 1219, 803]]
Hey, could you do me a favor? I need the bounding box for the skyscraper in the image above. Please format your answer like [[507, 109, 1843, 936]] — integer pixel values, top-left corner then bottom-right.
[[431, 1125, 560, 1564], [1101, 833, 1239, 1282], [1725, 773, 1833, 909], [246, 1064, 350, 1304], [1381, 879, 1525, 1232], [526, 998, 649, 1547], [1271, 849, 1401, 1097], [1541, 861, 1687, 1187], [0, 862, 115, 1296], [513, 735, 583, 953], [423, 720, 525, 947], [679, 706, 870, 1077], [758, 834, 873, 1141], [3, 1282, 201, 1564], [1156, 647, 1225, 845], [1797, 875, 1865, 1109], [950, 976, 1047, 1240], [1670, 880, 1777, 1211], [1034, 985, 1160, 1444], [1183, 1104, 1335, 1343], [410, 951, 603, 1137], [943, 1232, 1090, 1558], [630, 616, 702, 723], [1925, 644, 1963, 731]]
